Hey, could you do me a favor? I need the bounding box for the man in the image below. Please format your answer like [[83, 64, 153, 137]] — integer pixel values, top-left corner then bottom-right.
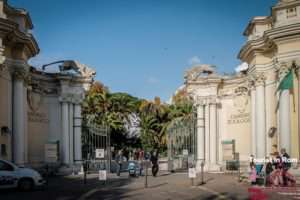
[[281, 148, 291, 170], [150, 150, 159, 177], [115, 150, 123, 176], [281, 148, 291, 186]]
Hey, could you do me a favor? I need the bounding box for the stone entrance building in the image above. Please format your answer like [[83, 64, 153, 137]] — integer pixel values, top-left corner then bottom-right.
[[0, 1, 95, 166], [181, 0, 300, 171]]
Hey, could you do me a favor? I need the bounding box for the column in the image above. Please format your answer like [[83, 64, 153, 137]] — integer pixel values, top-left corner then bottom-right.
[[196, 102, 205, 169], [265, 80, 276, 156], [69, 103, 74, 165], [204, 103, 210, 163], [255, 74, 266, 159], [12, 71, 26, 165], [23, 87, 28, 163], [209, 102, 217, 165], [61, 101, 70, 165], [279, 90, 291, 155], [74, 104, 82, 163], [250, 84, 256, 156], [298, 66, 300, 159]]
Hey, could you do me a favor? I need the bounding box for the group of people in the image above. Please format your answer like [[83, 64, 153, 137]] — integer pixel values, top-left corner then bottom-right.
[[114, 148, 160, 177], [249, 148, 296, 187]]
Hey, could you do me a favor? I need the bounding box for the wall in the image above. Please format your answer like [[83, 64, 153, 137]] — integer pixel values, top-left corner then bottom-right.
[[0, 68, 12, 161]]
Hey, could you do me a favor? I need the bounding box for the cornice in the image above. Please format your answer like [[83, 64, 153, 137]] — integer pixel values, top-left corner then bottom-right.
[[238, 23, 300, 61], [4, 1, 34, 29], [0, 18, 39, 58]]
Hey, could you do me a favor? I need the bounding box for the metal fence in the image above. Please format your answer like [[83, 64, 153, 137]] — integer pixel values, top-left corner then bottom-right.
[[82, 122, 111, 173], [167, 110, 197, 172]]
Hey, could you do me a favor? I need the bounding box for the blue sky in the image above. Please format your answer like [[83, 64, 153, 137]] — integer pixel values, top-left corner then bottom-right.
[[10, 0, 277, 101]]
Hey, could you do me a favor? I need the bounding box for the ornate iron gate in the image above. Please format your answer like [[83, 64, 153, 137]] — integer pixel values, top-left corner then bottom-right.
[[82, 122, 111, 173], [167, 109, 197, 172]]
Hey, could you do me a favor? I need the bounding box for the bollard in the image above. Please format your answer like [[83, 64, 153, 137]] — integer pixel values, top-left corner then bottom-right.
[[200, 161, 205, 185], [83, 160, 88, 185], [144, 161, 148, 188], [46, 164, 49, 186]]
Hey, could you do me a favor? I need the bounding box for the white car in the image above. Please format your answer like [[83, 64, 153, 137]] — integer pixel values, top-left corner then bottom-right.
[[0, 159, 46, 191]]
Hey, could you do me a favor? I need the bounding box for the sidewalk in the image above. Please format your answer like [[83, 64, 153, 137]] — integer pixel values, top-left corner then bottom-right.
[[83, 172, 250, 200]]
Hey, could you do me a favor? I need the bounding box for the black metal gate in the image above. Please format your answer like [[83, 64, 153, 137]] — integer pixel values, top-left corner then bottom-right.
[[167, 109, 197, 172], [82, 123, 111, 173]]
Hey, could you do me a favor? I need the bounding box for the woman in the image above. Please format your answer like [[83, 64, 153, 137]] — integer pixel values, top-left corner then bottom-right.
[[269, 152, 284, 186], [249, 162, 257, 185]]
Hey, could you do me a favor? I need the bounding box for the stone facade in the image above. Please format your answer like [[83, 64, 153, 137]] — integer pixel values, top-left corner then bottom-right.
[[181, 0, 300, 171], [0, 1, 95, 167]]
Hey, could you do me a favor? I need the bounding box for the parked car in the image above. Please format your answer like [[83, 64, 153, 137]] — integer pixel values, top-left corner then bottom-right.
[[0, 159, 46, 191], [128, 161, 142, 177]]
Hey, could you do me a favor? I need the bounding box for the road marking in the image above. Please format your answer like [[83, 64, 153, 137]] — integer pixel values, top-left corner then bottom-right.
[[197, 186, 229, 199]]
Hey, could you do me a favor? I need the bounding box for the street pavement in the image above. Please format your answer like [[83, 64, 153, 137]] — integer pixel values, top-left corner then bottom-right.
[[1, 171, 300, 200]]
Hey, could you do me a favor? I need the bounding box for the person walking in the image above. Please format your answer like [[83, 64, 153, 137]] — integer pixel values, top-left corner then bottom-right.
[[150, 150, 159, 177], [116, 150, 123, 176]]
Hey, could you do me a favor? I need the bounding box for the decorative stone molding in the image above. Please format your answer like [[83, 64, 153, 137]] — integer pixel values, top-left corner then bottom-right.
[[184, 64, 217, 81], [208, 97, 218, 105], [59, 93, 84, 104], [254, 73, 266, 86], [59, 60, 96, 78], [277, 62, 291, 81], [195, 96, 206, 106], [247, 78, 256, 91], [13, 67, 28, 80]]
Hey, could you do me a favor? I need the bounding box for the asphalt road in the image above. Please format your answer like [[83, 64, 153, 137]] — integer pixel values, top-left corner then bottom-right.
[[1, 172, 300, 200]]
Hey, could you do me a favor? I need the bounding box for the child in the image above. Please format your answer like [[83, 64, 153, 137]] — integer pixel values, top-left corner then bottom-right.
[[250, 163, 257, 185]]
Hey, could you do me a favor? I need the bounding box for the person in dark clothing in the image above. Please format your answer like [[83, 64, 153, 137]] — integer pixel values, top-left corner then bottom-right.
[[265, 157, 273, 186], [115, 150, 123, 176], [281, 148, 291, 186], [150, 150, 159, 177], [281, 148, 291, 170]]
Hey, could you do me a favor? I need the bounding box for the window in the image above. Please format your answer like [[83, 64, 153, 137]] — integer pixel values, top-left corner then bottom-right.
[[287, 7, 297, 18], [0, 161, 14, 171], [1, 144, 7, 156]]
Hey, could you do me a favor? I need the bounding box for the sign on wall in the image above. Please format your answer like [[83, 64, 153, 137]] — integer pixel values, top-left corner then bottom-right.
[[95, 149, 105, 159], [182, 149, 189, 156], [45, 143, 58, 163], [222, 140, 235, 161]]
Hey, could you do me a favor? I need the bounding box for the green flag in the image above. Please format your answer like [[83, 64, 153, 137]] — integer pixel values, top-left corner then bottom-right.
[[278, 69, 293, 91]]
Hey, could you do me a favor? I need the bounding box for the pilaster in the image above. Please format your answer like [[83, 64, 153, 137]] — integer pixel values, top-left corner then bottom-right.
[[254, 73, 266, 159]]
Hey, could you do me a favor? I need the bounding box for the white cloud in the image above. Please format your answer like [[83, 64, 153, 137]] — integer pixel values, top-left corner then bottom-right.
[[147, 77, 159, 84], [188, 56, 201, 66], [235, 62, 249, 73]]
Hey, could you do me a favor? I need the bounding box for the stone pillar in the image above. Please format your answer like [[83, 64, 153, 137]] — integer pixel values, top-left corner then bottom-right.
[[196, 100, 205, 171], [255, 74, 266, 159], [204, 103, 210, 163], [12, 71, 27, 165], [61, 101, 70, 165], [209, 102, 217, 165], [249, 83, 256, 156], [265, 79, 276, 156], [74, 104, 82, 163], [277, 65, 291, 155], [69, 103, 74, 165], [279, 90, 290, 154], [298, 64, 300, 159]]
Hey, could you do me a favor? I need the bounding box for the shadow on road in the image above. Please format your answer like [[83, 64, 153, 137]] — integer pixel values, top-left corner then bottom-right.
[[193, 192, 249, 200], [0, 174, 134, 200]]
